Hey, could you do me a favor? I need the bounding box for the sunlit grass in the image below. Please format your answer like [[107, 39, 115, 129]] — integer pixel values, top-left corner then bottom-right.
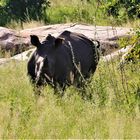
[[46, 0, 140, 28], [122, 19, 140, 28], [0, 59, 140, 138], [46, 0, 109, 26], [6, 20, 45, 30]]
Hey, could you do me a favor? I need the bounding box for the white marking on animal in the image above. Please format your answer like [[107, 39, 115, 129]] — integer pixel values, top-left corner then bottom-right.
[[35, 56, 44, 81]]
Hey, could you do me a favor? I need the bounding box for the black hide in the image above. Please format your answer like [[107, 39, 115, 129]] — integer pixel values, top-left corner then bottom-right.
[[27, 30, 100, 90]]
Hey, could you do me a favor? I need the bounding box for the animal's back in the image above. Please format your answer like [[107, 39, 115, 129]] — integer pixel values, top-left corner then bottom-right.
[[58, 31, 96, 76]]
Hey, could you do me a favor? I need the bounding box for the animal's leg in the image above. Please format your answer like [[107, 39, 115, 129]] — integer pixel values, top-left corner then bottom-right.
[[54, 82, 66, 97], [33, 85, 44, 102], [77, 79, 93, 101], [60, 84, 66, 97]]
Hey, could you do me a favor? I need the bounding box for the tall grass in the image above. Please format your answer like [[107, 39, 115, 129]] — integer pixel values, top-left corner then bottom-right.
[[6, 20, 45, 30], [46, 0, 109, 26], [45, 0, 140, 27], [0, 58, 140, 138], [0, 1, 140, 138]]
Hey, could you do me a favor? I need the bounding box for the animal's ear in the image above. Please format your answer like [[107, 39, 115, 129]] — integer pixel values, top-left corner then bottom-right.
[[46, 34, 55, 42], [55, 37, 64, 47], [30, 35, 41, 47]]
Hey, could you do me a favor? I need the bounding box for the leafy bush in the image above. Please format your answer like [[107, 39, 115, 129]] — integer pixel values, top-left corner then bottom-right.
[[0, 0, 50, 26], [124, 38, 140, 63], [1, 0, 139, 27], [104, 0, 140, 23]]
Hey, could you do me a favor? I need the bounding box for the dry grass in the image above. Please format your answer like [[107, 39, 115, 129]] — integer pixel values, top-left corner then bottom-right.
[[6, 20, 45, 30], [0, 59, 140, 138]]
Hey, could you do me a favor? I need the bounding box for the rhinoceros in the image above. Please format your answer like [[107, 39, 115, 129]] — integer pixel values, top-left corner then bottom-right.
[[27, 30, 100, 94]]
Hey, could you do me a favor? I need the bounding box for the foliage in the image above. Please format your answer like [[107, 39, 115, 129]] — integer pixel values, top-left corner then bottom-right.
[[104, 0, 140, 23], [118, 28, 140, 63], [46, 0, 140, 26], [0, 0, 50, 26], [0, 0, 140, 27], [46, 0, 108, 25], [123, 44, 140, 63]]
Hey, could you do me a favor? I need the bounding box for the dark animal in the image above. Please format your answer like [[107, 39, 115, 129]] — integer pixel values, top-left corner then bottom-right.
[[27, 30, 100, 94]]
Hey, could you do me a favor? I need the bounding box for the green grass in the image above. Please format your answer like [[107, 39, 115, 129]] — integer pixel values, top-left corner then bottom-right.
[[0, 0, 140, 138], [46, 0, 140, 27], [0, 59, 140, 139], [46, 0, 109, 26]]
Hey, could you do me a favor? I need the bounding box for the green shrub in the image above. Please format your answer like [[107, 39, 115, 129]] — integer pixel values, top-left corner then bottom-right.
[[0, 0, 50, 26], [104, 0, 140, 24], [118, 28, 140, 63]]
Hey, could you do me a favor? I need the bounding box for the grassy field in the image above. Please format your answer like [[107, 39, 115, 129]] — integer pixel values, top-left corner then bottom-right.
[[0, 0, 140, 138], [0, 58, 140, 139]]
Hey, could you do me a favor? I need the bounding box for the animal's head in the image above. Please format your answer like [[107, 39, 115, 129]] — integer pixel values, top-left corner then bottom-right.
[[28, 34, 64, 84]]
